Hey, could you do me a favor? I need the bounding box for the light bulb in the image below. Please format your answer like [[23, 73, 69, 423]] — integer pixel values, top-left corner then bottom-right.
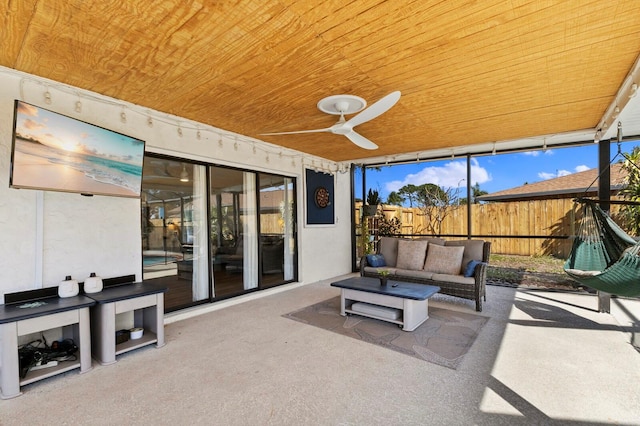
[[180, 165, 189, 182]]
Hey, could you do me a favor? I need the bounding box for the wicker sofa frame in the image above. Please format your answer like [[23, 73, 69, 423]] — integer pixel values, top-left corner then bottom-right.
[[360, 238, 491, 311]]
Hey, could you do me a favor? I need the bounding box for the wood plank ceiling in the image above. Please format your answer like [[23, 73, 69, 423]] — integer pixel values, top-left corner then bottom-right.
[[2, 1, 640, 162]]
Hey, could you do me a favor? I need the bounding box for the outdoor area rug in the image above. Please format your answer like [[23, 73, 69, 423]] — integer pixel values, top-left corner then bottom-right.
[[283, 297, 488, 369]]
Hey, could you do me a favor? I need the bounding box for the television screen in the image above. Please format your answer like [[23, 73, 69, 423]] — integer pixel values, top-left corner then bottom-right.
[[10, 100, 145, 198]]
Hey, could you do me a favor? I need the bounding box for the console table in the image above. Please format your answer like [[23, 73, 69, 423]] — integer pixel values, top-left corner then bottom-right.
[[331, 277, 440, 331], [0, 295, 95, 399], [87, 282, 167, 365]]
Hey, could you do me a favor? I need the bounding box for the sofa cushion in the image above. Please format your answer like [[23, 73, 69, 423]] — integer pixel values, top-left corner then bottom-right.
[[366, 254, 386, 267], [445, 240, 485, 274], [463, 259, 482, 277], [396, 239, 429, 270], [393, 268, 435, 280], [431, 273, 475, 285], [378, 237, 400, 267], [423, 244, 465, 275]]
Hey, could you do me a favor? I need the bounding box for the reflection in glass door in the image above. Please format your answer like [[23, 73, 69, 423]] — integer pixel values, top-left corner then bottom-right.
[[141, 157, 209, 311], [258, 173, 296, 287], [210, 167, 258, 298]]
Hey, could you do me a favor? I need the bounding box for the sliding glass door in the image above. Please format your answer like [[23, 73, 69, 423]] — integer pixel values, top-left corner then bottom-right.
[[209, 166, 258, 298], [258, 173, 297, 287], [141, 154, 298, 311], [141, 157, 209, 311]]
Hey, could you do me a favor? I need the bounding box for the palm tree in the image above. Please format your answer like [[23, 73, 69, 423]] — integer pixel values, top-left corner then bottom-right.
[[619, 147, 640, 234]]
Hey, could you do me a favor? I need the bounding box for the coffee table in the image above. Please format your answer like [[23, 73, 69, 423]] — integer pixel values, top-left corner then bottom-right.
[[330, 277, 440, 331]]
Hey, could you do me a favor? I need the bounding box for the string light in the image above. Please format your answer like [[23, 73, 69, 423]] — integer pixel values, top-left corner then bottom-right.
[[14, 73, 329, 173]]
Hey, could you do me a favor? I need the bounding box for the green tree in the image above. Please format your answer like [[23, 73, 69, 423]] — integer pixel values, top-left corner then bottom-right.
[[398, 184, 420, 207], [417, 183, 449, 207], [459, 183, 488, 205], [414, 183, 461, 235], [386, 191, 404, 206], [619, 147, 640, 234]]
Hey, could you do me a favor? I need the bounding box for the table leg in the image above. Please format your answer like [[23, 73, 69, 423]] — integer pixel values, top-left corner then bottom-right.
[[402, 298, 429, 331], [77, 307, 93, 373], [0, 322, 21, 399]]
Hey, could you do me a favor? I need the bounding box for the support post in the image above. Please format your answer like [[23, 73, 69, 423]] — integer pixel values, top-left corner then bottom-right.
[[597, 139, 611, 313], [466, 154, 472, 239]]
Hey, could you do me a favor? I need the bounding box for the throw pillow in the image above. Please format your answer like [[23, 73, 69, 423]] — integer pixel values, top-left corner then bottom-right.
[[378, 237, 399, 267], [463, 259, 482, 277], [423, 244, 465, 275], [395, 239, 429, 270], [366, 254, 386, 267]]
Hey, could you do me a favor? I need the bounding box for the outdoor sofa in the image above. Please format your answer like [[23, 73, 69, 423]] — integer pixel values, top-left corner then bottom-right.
[[360, 237, 491, 311]]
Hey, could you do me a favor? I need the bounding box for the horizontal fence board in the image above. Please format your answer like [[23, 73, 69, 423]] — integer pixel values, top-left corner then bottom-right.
[[358, 199, 625, 258]]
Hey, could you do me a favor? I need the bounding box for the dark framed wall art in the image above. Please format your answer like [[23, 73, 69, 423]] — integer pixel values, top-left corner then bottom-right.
[[305, 168, 335, 225]]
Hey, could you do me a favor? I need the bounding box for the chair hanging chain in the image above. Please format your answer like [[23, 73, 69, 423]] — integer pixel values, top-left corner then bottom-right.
[[581, 122, 640, 200]]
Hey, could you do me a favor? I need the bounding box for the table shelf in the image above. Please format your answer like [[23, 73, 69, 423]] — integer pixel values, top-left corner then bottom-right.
[[115, 332, 157, 356], [20, 355, 82, 386], [344, 307, 404, 327]]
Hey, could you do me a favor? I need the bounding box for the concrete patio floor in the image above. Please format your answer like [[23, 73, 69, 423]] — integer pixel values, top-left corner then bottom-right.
[[2, 274, 639, 425]]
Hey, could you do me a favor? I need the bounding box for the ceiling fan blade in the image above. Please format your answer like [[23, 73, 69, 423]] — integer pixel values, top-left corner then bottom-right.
[[346, 91, 401, 128], [345, 130, 378, 150], [260, 128, 332, 136]]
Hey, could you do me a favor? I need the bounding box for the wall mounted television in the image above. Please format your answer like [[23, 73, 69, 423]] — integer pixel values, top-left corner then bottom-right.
[[10, 100, 145, 198]]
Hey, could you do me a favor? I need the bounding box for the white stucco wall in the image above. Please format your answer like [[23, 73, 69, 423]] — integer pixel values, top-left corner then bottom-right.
[[0, 67, 353, 303]]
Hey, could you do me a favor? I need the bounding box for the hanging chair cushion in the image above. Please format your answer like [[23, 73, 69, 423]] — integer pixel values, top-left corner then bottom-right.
[[564, 268, 601, 277]]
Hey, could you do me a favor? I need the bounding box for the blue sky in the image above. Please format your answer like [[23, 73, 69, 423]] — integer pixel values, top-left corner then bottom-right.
[[356, 140, 640, 203]]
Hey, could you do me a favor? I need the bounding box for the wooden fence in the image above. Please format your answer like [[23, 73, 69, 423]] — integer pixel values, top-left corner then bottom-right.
[[357, 199, 624, 258]]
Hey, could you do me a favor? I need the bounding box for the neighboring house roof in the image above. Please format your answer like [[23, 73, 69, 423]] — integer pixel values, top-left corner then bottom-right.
[[478, 162, 627, 202]]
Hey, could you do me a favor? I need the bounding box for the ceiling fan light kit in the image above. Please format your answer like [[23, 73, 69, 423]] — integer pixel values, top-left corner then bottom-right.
[[261, 91, 401, 150], [317, 94, 367, 115]]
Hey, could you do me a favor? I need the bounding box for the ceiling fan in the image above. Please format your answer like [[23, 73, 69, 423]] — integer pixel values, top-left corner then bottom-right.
[[261, 91, 401, 150]]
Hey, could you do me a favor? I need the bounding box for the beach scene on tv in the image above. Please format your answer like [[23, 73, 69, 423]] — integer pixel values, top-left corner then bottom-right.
[[11, 101, 145, 197]]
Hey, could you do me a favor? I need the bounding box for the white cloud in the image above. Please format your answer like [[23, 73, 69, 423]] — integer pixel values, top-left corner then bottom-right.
[[538, 165, 590, 180], [385, 159, 491, 193], [538, 172, 555, 180], [523, 149, 553, 156]]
